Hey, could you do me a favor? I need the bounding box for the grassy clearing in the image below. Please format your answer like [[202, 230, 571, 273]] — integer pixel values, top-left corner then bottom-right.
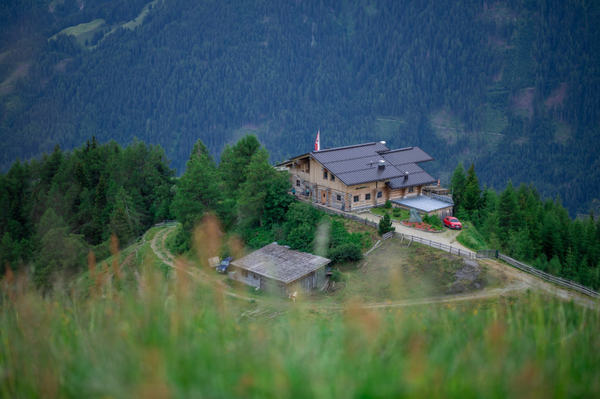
[[49, 1, 159, 49], [1, 270, 598, 397], [317, 241, 481, 304], [370, 206, 410, 221], [50, 19, 107, 47], [123, 0, 160, 30]]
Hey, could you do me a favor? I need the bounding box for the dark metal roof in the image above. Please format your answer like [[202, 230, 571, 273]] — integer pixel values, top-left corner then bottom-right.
[[311, 142, 390, 164], [278, 141, 435, 187], [312, 142, 435, 186], [386, 171, 437, 189], [379, 147, 434, 165]]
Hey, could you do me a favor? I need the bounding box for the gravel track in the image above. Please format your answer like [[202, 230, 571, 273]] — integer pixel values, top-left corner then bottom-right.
[[150, 226, 598, 310]]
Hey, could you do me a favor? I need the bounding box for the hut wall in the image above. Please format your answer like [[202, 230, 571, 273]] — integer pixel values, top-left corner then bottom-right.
[[285, 267, 326, 295], [228, 267, 260, 289]]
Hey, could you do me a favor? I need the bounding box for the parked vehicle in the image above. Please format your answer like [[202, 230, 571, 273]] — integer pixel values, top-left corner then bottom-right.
[[216, 256, 234, 273], [443, 216, 462, 230]]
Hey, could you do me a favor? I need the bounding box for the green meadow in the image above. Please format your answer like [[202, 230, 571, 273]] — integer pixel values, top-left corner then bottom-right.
[[1, 254, 599, 397]]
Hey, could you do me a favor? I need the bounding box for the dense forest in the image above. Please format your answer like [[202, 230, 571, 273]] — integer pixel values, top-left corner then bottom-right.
[[0, 133, 369, 287], [0, 137, 175, 287], [451, 163, 600, 290], [0, 0, 599, 216]]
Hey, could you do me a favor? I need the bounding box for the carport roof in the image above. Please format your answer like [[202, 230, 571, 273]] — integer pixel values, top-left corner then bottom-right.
[[391, 196, 454, 213]]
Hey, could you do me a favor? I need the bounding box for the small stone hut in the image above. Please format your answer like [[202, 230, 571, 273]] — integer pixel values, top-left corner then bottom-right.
[[228, 242, 330, 296]]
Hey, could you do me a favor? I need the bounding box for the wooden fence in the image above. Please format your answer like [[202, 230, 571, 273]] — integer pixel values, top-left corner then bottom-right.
[[308, 201, 474, 258], [476, 249, 499, 259], [498, 254, 600, 299], [154, 219, 178, 227], [310, 203, 380, 229], [306, 200, 600, 299], [394, 232, 475, 259]]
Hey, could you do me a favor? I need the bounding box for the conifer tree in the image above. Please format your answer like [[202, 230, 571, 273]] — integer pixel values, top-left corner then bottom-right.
[[497, 181, 519, 246], [450, 163, 467, 214], [238, 149, 291, 228], [170, 139, 221, 234], [463, 163, 481, 214], [219, 135, 261, 196], [110, 206, 133, 245], [378, 213, 395, 236]]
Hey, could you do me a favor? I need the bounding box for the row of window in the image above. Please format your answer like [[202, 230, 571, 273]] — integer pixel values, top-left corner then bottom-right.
[[323, 170, 335, 181], [294, 183, 415, 200], [333, 191, 384, 202]]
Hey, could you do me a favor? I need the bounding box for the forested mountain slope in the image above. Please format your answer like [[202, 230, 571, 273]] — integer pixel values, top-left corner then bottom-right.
[[0, 0, 599, 215]]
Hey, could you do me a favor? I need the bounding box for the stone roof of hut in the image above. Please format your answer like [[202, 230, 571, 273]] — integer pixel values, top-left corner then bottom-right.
[[230, 243, 331, 284]]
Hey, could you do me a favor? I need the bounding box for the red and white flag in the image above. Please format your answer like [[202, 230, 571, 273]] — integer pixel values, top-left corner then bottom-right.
[[315, 130, 321, 151]]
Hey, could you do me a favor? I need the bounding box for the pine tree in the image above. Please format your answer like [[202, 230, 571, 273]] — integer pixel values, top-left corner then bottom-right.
[[91, 175, 108, 244], [450, 163, 467, 215], [497, 181, 519, 246], [378, 213, 395, 236], [463, 163, 482, 215], [238, 149, 291, 228], [219, 135, 261, 196], [171, 140, 221, 234], [110, 206, 133, 245]]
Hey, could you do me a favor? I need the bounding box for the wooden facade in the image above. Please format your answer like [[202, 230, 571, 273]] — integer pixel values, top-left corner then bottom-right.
[[288, 156, 427, 212], [227, 243, 330, 296]]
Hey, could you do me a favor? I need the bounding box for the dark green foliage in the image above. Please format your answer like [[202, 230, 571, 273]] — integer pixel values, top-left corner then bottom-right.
[[450, 163, 467, 213], [378, 213, 395, 236], [237, 148, 292, 228], [330, 269, 344, 282], [328, 243, 362, 264], [455, 163, 600, 290], [283, 202, 322, 252], [0, 138, 175, 283], [384, 200, 392, 209], [463, 163, 482, 215], [1, 0, 600, 216], [220, 136, 261, 196], [170, 139, 221, 234], [423, 214, 443, 230]]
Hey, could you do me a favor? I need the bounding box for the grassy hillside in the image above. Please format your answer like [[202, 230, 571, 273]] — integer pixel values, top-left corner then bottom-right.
[[1, 266, 598, 397]]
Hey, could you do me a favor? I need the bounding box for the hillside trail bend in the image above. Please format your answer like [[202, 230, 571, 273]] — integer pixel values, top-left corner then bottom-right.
[[150, 226, 598, 311]]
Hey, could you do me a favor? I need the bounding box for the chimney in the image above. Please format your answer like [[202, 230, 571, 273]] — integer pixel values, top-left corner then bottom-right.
[[378, 160, 385, 170], [404, 171, 409, 180]]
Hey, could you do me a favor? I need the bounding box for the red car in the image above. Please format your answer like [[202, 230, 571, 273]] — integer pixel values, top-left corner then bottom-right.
[[444, 216, 462, 230]]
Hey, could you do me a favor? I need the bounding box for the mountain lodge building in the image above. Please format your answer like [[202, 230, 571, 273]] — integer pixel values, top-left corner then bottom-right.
[[277, 141, 454, 217]]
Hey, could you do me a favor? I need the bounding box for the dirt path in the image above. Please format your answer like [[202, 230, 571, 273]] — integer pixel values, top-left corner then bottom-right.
[[360, 212, 472, 253], [150, 226, 598, 310]]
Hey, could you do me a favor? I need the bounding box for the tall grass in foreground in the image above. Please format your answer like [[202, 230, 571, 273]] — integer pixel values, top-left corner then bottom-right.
[[1, 266, 599, 398]]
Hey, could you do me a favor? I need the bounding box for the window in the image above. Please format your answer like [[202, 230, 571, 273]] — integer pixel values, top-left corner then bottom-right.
[[323, 170, 328, 179], [408, 186, 414, 193], [331, 174, 335, 181], [296, 180, 300, 187], [377, 191, 382, 198], [354, 195, 359, 202], [242, 270, 248, 277], [365, 193, 371, 201], [253, 273, 258, 280], [336, 194, 342, 201]]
